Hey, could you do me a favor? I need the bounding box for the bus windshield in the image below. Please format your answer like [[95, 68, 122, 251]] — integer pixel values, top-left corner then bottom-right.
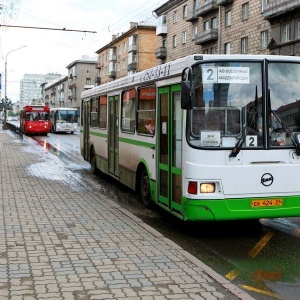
[[26, 112, 50, 121], [57, 110, 78, 123], [187, 61, 262, 148], [187, 61, 300, 150], [268, 62, 300, 148]]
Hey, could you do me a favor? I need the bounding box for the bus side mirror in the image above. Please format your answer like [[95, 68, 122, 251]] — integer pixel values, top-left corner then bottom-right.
[[181, 81, 195, 109]]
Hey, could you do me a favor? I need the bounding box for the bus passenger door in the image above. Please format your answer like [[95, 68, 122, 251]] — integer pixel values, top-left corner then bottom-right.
[[108, 95, 119, 177], [83, 100, 90, 161], [157, 85, 182, 216]]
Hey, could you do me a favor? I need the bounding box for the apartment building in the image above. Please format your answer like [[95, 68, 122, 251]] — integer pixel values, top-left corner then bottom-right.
[[44, 76, 69, 108], [262, 0, 300, 56], [95, 22, 157, 84], [66, 55, 98, 111], [20, 73, 62, 107], [153, 0, 272, 63]]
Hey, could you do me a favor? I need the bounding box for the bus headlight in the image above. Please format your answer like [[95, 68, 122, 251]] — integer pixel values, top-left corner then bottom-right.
[[200, 183, 215, 193]]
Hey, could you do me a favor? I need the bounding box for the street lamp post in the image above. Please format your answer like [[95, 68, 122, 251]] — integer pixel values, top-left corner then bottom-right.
[[2, 45, 27, 129]]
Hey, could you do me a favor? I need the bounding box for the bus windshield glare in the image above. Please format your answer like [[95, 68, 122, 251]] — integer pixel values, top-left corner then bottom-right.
[[187, 61, 300, 150], [57, 110, 78, 123]]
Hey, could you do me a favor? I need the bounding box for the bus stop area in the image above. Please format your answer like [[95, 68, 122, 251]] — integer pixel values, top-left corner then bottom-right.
[[0, 129, 254, 300]]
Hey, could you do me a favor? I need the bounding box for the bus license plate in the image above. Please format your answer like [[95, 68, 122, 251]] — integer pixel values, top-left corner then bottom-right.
[[251, 199, 283, 208]]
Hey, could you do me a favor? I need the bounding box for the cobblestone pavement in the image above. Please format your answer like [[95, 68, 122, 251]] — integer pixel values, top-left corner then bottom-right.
[[0, 130, 255, 300]]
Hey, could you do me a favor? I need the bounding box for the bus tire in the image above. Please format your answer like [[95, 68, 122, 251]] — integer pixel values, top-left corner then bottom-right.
[[140, 168, 152, 208], [90, 149, 98, 175]]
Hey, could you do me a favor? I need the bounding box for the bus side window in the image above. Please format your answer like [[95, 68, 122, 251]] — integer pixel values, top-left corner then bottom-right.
[[137, 86, 156, 135]]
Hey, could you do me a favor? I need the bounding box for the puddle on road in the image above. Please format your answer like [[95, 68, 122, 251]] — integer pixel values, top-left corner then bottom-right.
[[18, 136, 90, 192]]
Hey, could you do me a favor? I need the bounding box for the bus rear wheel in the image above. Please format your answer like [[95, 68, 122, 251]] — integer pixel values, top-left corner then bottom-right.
[[140, 168, 152, 208], [90, 149, 98, 175]]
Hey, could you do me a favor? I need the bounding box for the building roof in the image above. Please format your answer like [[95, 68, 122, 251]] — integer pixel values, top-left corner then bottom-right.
[[153, 0, 186, 16], [66, 55, 97, 69], [95, 23, 156, 54]]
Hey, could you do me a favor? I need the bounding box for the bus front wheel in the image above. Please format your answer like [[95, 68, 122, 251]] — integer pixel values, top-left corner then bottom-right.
[[140, 168, 152, 208]]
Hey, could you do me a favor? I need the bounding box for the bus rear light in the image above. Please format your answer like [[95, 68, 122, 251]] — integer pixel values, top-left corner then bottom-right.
[[187, 181, 197, 194], [200, 183, 215, 193]]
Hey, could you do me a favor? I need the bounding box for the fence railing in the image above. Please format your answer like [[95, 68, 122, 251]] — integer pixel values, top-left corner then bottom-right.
[[6, 122, 23, 139]]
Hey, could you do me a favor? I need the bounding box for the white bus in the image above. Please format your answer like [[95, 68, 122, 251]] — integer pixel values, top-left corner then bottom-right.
[[80, 54, 300, 221], [50, 107, 78, 134]]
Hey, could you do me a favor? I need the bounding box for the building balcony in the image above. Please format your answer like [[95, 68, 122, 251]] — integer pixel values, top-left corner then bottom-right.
[[156, 47, 167, 59], [127, 62, 137, 71], [109, 71, 116, 78], [68, 83, 76, 89], [263, 0, 300, 19], [95, 77, 101, 84], [196, 0, 218, 17], [156, 24, 167, 36], [128, 44, 138, 52], [195, 28, 218, 45], [217, 0, 234, 6], [186, 11, 198, 22], [109, 55, 116, 61]]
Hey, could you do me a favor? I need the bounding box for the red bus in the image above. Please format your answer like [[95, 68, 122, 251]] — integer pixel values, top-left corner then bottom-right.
[[20, 105, 51, 135]]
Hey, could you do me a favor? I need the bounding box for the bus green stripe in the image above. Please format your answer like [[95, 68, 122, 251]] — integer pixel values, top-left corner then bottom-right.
[[90, 131, 107, 138], [119, 137, 155, 149], [88, 131, 155, 149]]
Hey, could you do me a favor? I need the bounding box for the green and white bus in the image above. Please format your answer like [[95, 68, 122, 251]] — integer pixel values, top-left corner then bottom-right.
[[80, 54, 300, 221]]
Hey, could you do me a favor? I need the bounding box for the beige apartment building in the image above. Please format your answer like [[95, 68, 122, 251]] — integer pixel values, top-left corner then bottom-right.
[[66, 56, 98, 111], [95, 22, 157, 84], [153, 0, 300, 62], [44, 76, 69, 108]]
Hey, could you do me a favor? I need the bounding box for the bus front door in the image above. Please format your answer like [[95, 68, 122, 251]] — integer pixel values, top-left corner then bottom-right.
[[108, 95, 119, 177], [83, 100, 90, 161], [157, 85, 182, 216]]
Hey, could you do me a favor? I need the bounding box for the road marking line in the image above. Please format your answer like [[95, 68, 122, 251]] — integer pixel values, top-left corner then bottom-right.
[[248, 231, 274, 258], [242, 285, 283, 299], [225, 269, 241, 280]]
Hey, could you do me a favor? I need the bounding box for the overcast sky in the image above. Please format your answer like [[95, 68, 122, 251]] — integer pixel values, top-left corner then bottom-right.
[[0, 0, 166, 102]]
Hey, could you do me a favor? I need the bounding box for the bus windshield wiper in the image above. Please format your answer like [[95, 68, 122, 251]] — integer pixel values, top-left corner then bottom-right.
[[229, 86, 258, 158], [271, 110, 300, 156]]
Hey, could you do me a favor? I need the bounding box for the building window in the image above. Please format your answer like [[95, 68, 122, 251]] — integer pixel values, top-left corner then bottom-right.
[[86, 78, 91, 85], [281, 22, 291, 43], [123, 42, 127, 52], [261, 30, 268, 49], [173, 10, 178, 23], [211, 17, 217, 29], [242, 2, 249, 20], [297, 20, 300, 39], [203, 49, 209, 54], [241, 37, 248, 53], [86, 67, 91, 74], [204, 20, 210, 31], [183, 5, 187, 18], [262, 0, 268, 12], [182, 31, 187, 44], [225, 10, 231, 27], [225, 42, 231, 54], [173, 35, 177, 48], [162, 39, 166, 47], [192, 26, 198, 40]]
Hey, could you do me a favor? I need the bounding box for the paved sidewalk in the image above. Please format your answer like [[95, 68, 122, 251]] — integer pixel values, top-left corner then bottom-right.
[[0, 129, 255, 300]]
